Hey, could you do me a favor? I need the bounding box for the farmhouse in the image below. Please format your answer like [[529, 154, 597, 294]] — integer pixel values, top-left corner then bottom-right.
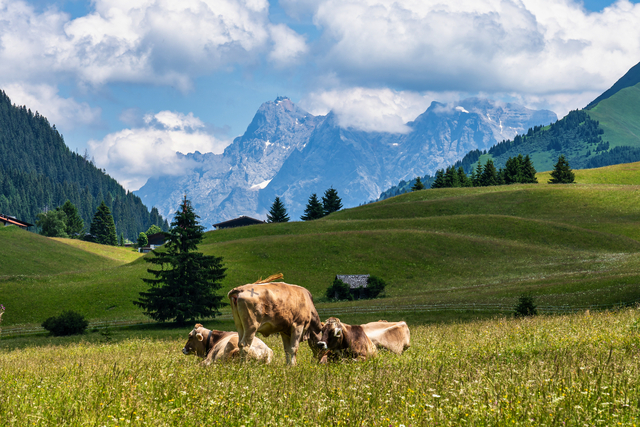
[[212, 216, 265, 230], [0, 214, 34, 230], [337, 274, 370, 299], [139, 232, 166, 253]]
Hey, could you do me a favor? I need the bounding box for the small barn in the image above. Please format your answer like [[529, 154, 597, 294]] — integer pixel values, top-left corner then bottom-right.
[[139, 232, 166, 253], [336, 274, 370, 299], [212, 216, 265, 230], [0, 214, 34, 230]]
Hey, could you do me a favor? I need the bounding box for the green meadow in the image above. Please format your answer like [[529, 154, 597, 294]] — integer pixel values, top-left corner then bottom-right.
[[3, 162, 640, 425], [1, 309, 640, 426]]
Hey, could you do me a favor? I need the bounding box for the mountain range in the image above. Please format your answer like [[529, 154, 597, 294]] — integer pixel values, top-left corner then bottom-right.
[[135, 97, 557, 225]]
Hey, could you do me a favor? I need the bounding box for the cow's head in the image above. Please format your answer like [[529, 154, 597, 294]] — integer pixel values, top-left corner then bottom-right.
[[317, 317, 344, 354], [182, 324, 207, 358]]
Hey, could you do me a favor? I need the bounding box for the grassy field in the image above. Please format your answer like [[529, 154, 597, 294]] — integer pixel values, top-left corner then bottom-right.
[[3, 163, 640, 328], [1, 308, 640, 426]]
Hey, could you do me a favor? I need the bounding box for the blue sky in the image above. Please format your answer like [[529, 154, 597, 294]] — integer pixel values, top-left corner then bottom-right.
[[1, 0, 639, 190]]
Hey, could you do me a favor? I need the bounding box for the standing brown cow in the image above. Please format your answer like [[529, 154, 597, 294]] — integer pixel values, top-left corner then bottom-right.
[[228, 274, 322, 365], [316, 317, 377, 362]]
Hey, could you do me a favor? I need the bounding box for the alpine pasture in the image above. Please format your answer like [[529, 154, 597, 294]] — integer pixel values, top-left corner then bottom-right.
[[3, 163, 640, 425]]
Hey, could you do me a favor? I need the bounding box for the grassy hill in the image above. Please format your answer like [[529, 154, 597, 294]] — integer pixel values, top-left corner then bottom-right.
[[587, 83, 640, 148], [3, 163, 640, 328]]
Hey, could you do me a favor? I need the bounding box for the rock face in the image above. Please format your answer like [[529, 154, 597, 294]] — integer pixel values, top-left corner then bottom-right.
[[135, 96, 556, 227]]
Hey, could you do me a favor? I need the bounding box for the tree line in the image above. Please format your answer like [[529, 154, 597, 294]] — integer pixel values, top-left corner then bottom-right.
[[0, 90, 168, 240], [429, 154, 538, 189], [266, 187, 344, 223]]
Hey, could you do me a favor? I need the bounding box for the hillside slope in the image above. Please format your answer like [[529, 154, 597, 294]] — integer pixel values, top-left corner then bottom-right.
[[3, 163, 640, 327], [0, 90, 168, 239]]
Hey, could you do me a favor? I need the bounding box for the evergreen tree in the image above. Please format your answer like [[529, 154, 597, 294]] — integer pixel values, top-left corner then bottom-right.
[[266, 196, 290, 223], [472, 162, 484, 187], [137, 232, 148, 248], [412, 177, 425, 191], [480, 159, 499, 186], [90, 201, 117, 245], [522, 155, 538, 183], [503, 155, 523, 184], [549, 154, 575, 184], [119, 232, 125, 246], [322, 187, 343, 215], [431, 170, 446, 189], [300, 193, 324, 221], [457, 167, 471, 187], [444, 166, 460, 188], [36, 209, 68, 238], [60, 200, 84, 238], [134, 196, 226, 324]]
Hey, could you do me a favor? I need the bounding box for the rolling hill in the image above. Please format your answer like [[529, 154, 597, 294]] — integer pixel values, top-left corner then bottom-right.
[[3, 162, 640, 329]]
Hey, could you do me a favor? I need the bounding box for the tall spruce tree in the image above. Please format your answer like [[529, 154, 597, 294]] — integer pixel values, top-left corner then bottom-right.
[[549, 154, 575, 184], [61, 200, 84, 238], [89, 201, 117, 245], [431, 170, 446, 189], [549, 154, 576, 184], [300, 193, 324, 221], [480, 159, 499, 186], [322, 187, 343, 215], [267, 197, 290, 223], [412, 176, 425, 191], [522, 155, 538, 183], [134, 196, 226, 324]]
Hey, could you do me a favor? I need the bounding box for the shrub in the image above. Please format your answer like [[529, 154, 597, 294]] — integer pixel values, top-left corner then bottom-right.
[[367, 275, 387, 298], [325, 278, 353, 301], [42, 310, 89, 336], [514, 294, 538, 318]]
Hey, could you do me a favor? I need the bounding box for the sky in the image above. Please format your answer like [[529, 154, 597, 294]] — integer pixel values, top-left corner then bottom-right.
[[1, 0, 640, 191]]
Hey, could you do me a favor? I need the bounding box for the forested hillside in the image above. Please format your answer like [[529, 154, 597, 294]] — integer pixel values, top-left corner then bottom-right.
[[0, 90, 167, 239]]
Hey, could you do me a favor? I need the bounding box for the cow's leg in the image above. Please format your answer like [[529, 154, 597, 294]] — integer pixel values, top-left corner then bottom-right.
[[280, 333, 295, 365], [282, 324, 305, 366], [234, 301, 258, 361]]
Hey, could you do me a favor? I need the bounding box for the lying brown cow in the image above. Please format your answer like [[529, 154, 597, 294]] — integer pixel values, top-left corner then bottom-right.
[[182, 324, 273, 366], [316, 317, 377, 362], [228, 274, 322, 365], [361, 320, 411, 354]]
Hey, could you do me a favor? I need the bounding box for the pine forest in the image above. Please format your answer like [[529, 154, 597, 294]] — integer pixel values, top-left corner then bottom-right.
[[0, 90, 168, 240]]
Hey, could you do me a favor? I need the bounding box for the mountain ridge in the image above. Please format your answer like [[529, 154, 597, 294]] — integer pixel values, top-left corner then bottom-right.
[[136, 97, 556, 224]]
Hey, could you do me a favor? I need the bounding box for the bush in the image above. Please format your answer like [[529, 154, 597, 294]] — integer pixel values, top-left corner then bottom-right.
[[367, 275, 387, 298], [325, 278, 353, 301], [42, 310, 89, 336], [514, 294, 538, 318]]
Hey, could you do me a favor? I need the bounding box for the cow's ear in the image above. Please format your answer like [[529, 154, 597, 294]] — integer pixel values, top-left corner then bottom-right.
[[197, 333, 204, 341], [334, 327, 342, 337]]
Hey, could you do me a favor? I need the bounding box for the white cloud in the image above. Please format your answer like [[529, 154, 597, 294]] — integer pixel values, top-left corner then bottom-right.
[[0, 0, 306, 91], [301, 87, 459, 133], [3, 83, 101, 129], [307, 0, 640, 96], [89, 110, 230, 191], [268, 24, 308, 65]]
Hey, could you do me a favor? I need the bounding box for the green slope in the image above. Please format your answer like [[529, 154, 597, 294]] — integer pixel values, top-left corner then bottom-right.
[[0, 226, 130, 277], [4, 166, 640, 328], [586, 60, 640, 109], [587, 83, 640, 148]]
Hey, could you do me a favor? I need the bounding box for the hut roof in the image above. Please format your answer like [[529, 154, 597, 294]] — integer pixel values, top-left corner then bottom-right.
[[336, 274, 370, 289]]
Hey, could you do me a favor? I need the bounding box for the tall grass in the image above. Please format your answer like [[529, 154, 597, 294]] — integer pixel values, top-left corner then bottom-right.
[[2, 308, 640, 426]]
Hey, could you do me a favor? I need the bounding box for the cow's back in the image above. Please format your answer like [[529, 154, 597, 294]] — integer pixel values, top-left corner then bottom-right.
[[361, 321, 410, 354], [345, 324, 377, 359]]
